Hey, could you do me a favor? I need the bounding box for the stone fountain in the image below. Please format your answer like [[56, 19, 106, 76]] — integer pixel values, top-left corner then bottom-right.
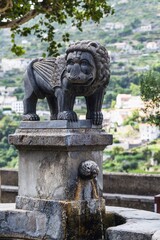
[[0, 40, 160, 240], [8, 119, 112, 239], [2, 40, 112, 239]]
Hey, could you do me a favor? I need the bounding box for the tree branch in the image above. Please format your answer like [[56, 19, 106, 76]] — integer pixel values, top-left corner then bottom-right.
[[0, 0, 12, 13], [0, 9, 38, 28], [0, 1, 62, 29]]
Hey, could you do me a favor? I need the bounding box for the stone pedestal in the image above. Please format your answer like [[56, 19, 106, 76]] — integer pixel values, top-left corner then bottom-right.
[[8, 120, 112, 239]]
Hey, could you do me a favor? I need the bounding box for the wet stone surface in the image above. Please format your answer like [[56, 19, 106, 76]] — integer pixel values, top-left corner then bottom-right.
[[0, 200, 106, 240], [0, 205, 160, 239]]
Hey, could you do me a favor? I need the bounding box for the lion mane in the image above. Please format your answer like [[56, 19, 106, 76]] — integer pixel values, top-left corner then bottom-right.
[[65, 40, 110, 92]]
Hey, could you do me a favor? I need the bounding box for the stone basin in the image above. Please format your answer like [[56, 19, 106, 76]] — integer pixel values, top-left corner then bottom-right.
[[106, 206, 160, 240], [0, 203, 160, 239]]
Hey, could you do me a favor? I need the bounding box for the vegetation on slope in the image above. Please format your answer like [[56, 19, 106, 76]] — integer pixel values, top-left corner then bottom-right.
[[103, 139, 160, 174], [0, 112, 19, 168]]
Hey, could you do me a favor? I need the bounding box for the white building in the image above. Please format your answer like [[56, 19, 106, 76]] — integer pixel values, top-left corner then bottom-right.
[[12, 101, 23, 113], [105, 22, 124, 30], [118, 0, 128, 3], [115, 42, 127, 49], [146, 42, 158, 50], [105, 22, 115, 30], [140, 24, 152, 32], [139, 123, 160, 141], [115, 94, 144, 109], [103, 108, 132, 126], [0, 96, 17, 109], [114, 22, 125, 30], [1, 58, 31, 72], [0, 86, 16, 96], [0, 86, 6, 95]]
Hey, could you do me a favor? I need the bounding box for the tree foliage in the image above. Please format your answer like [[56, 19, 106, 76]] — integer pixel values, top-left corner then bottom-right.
[[0, 0, 113, 56], [0, 114, 19, 168], [153, 151, 160, 165], [140, 70, 160, 126]]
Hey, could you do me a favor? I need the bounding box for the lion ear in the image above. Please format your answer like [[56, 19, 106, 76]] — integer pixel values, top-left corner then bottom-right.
[[88, 41, 99, 49]]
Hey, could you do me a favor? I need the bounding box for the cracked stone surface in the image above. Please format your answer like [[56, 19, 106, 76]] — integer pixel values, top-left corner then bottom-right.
[[9, 123, 112, 201]]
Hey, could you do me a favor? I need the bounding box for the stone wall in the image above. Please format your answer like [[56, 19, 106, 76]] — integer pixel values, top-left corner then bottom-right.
[[1, 170, 160, 211], [0, 169, 18, 203], [103, 172, 160, 195], [103, 172, 160, 211]]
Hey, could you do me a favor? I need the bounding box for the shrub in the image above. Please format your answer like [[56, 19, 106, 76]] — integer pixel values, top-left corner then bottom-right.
[[122, 161, 138, 172], [154, 151, 160, 165], [113, 139, 120, 143], [114, 155, 125, 162]]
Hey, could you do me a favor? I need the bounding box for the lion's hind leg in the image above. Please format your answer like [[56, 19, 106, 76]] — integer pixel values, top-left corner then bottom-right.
[[23, 92, 40, 121], [22, 74, 40, 121]]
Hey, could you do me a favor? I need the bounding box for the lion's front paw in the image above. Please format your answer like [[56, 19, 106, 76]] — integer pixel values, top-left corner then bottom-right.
[[22, 113, 40, 121], [90, 111, 103, 125], [58, 111, 78, 122], [50, 114, 57, 120]]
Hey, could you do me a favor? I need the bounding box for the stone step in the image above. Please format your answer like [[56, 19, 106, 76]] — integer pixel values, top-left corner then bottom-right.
[[1, 185, 18, 193]]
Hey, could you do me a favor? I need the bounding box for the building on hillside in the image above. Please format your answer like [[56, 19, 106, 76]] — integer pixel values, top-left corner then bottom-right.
[[104, 22, 124, 30], [102, 94, 145, 127], [1, 58, 31, 72], [12, 101, 23, 113], [139, 123, 160, 141], [103, 108, 132, 126], [115, 94, 144, 109], [118, 0, 128, 4], [0, 86, 6, 95], [146, 42, 158, 50], [105, 22, 114, 30], [114, 22, 125, 30], [115, 43, 134, 54], [21, 39, 29, 45], [140, 24, 152, 32], [0, 86, 17, 96], [0, 96, 17, 109], [114, 42, 127, 50]]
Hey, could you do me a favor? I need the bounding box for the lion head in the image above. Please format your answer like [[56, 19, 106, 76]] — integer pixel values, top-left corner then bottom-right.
[[62, 40, 110, 95], [65, 51, 96, 86]]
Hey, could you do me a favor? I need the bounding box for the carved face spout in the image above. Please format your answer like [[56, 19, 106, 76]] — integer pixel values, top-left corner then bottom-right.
[[66, 51, 96, 86]]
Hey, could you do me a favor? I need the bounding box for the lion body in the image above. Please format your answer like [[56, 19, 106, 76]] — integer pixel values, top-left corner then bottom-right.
[[23, 40, 110, 125]]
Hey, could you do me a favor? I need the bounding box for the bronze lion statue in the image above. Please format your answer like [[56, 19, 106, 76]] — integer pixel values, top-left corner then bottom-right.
[[22, 40, 110, 125]]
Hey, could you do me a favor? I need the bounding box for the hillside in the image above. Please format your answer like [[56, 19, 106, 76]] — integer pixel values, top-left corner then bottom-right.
[[1, 0, 159, 55], [0, 0, 159, 170], [0, 0, 160, 106]]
